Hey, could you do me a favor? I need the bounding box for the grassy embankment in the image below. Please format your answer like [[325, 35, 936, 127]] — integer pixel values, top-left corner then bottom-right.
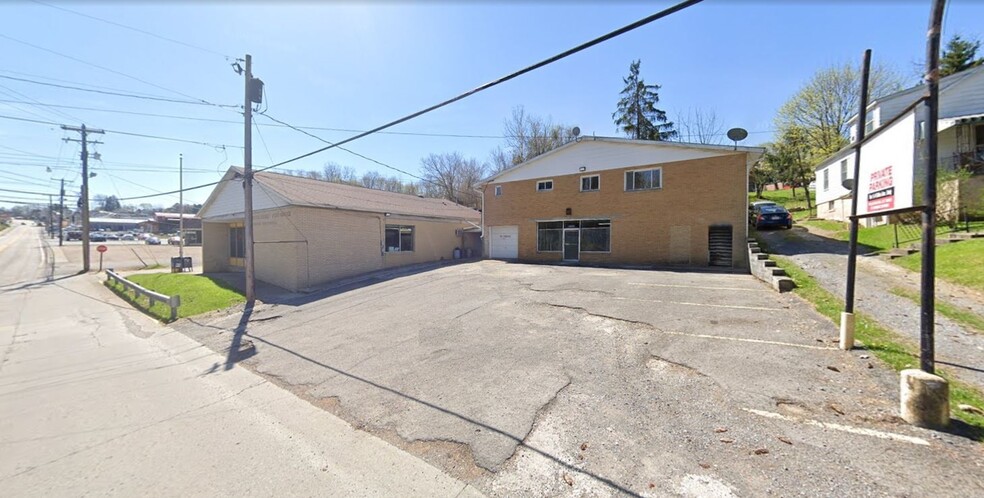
[[106, 273, 245, 322]]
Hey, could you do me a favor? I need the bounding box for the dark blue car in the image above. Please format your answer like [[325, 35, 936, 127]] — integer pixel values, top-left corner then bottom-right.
[[751, 204, 793, 229]]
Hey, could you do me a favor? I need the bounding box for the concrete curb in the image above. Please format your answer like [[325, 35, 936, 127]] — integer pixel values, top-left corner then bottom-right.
[[747, 239, 795, 292]]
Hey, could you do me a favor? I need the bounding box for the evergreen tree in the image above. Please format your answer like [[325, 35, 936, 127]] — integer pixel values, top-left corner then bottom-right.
[[940, 35, 983, 77], [612, 60, 676, 141]]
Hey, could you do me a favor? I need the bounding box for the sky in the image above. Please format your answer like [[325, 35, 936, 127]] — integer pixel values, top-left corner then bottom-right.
[[0, 0, 982, 209]]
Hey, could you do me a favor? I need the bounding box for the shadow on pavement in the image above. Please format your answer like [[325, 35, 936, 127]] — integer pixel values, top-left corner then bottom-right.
[[754, 226, 879, 257], [237, 330, 644, 497]]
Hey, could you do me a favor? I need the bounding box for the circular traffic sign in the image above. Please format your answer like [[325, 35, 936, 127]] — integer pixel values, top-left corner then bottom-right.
[[96, 245, 108, 253]]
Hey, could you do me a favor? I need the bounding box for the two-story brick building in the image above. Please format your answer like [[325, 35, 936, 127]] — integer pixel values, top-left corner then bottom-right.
[[479, 137, 764, 269]]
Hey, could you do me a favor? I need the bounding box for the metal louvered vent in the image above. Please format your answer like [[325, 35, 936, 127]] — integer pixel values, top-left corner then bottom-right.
[[708, 225, 733, 267]]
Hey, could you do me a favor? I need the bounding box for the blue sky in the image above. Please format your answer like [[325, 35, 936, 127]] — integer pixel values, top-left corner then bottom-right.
[[1, 0, 982, 208]]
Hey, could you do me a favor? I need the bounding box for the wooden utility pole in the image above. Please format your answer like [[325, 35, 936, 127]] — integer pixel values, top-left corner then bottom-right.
[[179, 154, 184, 261], [243, 54, 256, 304], [61, 124, 104, 272]]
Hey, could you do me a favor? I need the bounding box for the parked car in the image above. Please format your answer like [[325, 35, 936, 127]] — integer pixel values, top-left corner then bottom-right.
[[167, 235, 182, 245], [145, 236, 161, 245], [748, 200, 777, 223], [137, 233, 150, 240], [121, 233, 135, 241], [751, 204, 793, 230], [105, 233, 120, 240], [66, 231, 82, 241], [89, 233, 107, 242]]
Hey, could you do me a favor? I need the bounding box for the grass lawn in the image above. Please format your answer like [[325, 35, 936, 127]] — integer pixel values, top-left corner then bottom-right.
[[894, 239, 984, 293], [106, 273, 245, 322], [767, 253, 984, 438]]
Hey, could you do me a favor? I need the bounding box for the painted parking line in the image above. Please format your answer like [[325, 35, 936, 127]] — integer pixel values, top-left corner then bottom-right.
[[629, 282, 769, 292], [743, 408, 930, 446], [610, 296, 784, 312], [658, 329, 836, 350]]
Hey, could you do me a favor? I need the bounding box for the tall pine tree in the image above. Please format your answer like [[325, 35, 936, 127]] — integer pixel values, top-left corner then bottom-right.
[[940, 34, 983, 77], [612, 60, 676, 141]]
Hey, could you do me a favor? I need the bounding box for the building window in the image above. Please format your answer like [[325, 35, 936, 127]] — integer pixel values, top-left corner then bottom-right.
[[494, 185, 502, 197], [624, 168, 662, 191], [918, 120, 926, 140], [840, 159, 848, 185], [828, 201, 834, 210], [580, 219, 611, 252], [536, 179, 553, 192], [823, 168, 829, 191], [864, 108, 877, 134], [229, 225, 245, 258], [537, 221, 562, 252], [385, 225, 414, 252], [580, 175, 600, 192]]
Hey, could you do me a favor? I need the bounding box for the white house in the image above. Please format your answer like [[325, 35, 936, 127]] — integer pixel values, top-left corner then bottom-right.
[[816, 65, 984, 225]]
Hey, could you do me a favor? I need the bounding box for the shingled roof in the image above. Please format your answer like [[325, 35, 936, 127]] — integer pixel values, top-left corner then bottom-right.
[[246, 168, 480, 221]]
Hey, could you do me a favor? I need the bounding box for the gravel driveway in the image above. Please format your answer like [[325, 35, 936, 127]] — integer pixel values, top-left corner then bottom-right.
[[172, 261, 984, 497], [756, 226, 984, 392]]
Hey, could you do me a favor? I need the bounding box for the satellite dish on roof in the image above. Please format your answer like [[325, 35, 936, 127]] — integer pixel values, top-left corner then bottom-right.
[[727, 127, 748, 151], [571, 126, 581, 143], [727, 128, 748, 142]]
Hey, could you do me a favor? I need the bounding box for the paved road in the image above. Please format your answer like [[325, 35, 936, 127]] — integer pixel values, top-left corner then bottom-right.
[[757, 226, 984, 392], [0, 223, 478, 497]]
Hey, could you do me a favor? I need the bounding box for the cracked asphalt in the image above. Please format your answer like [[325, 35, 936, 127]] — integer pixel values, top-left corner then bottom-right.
[[178, 259, 984, 496]]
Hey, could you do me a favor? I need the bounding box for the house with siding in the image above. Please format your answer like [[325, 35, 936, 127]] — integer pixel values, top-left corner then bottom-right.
[[478, 137, 764, 269], [816, 65, 984, 225], [198, 167, 481, 292]]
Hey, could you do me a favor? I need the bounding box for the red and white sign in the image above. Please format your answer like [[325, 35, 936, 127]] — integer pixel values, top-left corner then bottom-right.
[[96, 245, 108, 253], [866, 165, 895, 212]]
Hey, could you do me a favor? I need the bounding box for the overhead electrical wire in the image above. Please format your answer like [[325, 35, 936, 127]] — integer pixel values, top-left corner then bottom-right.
[[31, 0, 233, 60], [0, 33, 230, 108], [119, 0, 705, 200], [0, 113, 242, 149], [0, 74, 240, 108]]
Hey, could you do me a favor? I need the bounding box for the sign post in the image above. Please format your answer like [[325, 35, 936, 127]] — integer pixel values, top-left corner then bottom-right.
[[97, 244, 107, 272]]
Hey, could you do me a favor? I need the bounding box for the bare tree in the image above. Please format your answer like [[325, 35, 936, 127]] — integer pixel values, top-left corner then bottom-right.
[[361, 171, 384, 190], [420, 152, 486, 208], [489, 106, 575, 174], [676, 107, 725, 144]]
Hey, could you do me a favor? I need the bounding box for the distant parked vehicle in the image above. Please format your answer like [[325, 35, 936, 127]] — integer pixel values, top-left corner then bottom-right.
[[105, 233, 120, 240], [167, 235, 182, 245], [121, 233, 135, 241], [748, 200, 778, 223], [751, 204, 793, 230], [89, 233, 107, 242], [145, 236, 161, 245], [66, 231, 82, 241], [137, 233, 150, 240]]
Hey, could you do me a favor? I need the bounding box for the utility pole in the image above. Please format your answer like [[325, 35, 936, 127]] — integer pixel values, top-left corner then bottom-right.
[[243, 54, 256, 304], [58, 179, 64, 246], [179, 154, 184, 261], [48, 194, 53, 238], [61, 124, 104, 272]]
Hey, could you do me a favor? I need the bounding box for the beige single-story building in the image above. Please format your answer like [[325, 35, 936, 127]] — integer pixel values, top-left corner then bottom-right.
[[479, 137, 764, 269], [198, 167, 481, 292]]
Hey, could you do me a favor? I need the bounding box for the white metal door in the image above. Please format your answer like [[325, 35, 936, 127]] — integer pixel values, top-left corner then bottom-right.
[[489, 225, 519, 259]]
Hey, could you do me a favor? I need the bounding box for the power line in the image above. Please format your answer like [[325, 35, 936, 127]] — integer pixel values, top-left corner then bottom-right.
[[0, 33, 228, 107], [0, 74, 240, 108], [0, 186, 56, 196], [118, 180, 223, 201], [0, 113, 242, 149], [31, 0, 232, 60], [255, 0, 704, 174]]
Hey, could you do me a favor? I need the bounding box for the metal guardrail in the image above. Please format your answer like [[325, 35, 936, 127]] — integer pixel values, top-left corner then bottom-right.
[[105, 269, 181, 321], [892, 206, 972, 248]]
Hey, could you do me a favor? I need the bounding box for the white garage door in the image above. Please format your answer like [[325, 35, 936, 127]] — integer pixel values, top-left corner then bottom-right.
[[489, 225, 519, 259]]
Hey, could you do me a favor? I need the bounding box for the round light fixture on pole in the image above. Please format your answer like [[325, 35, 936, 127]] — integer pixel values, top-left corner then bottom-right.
[[727, 127, 748, 150]]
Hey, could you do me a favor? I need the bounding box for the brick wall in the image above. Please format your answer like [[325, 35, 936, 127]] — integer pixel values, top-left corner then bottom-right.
[[483, 154, 749, 268]]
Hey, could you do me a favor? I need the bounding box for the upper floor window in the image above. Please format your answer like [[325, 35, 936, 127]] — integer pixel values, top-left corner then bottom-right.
[[494, 185, 502, 197], [624, 168, 661, 191], [536, 179, 553, 192], [840, 159, 848, 184], [580, 175, 600, 192], [823, 168, 830, 191]]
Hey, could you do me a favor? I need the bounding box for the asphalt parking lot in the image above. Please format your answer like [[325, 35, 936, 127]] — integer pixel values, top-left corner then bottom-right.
[[176, 261, 984, 496], [51, 238, 202, 271]]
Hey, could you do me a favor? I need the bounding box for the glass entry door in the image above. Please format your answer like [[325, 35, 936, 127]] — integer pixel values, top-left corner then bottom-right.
[[563, 229, 579, 261]]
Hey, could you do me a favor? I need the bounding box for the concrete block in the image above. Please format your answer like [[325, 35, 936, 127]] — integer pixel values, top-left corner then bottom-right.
[[762, 260, 777, 267], [900, 369, 949, 430], [768, 267, 786, 277], [749, 246, 762, 254], [754, 253, 769, 260], [772, 276, 795, 293]]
